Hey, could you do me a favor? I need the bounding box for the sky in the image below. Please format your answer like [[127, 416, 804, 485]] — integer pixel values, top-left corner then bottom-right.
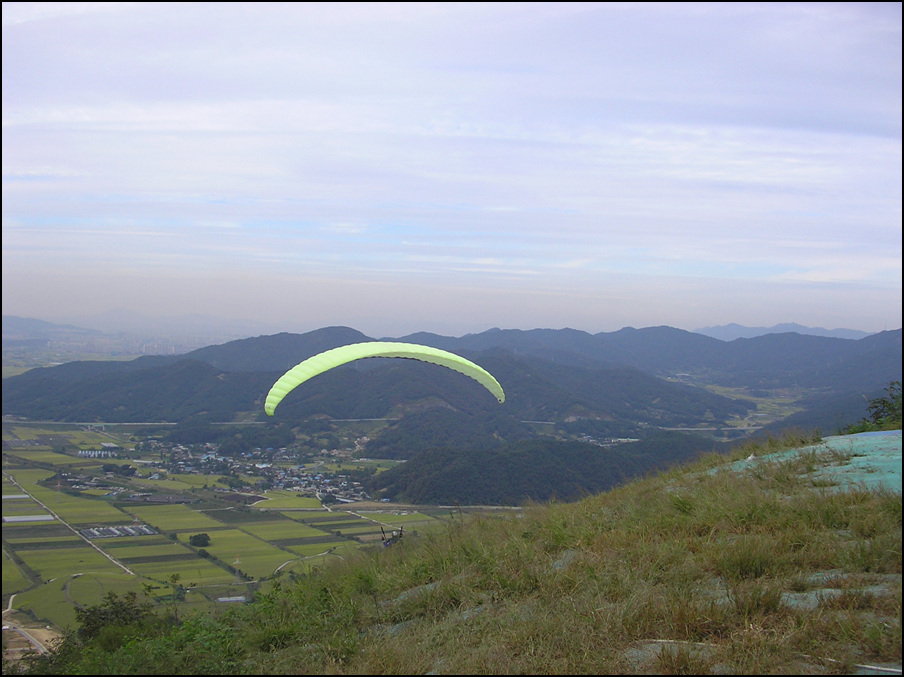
[[2, 2, 902, 338]]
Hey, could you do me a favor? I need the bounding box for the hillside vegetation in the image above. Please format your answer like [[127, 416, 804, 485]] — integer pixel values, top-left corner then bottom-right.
[[367, 431, 721, 505], [9, 429, 900, 675]]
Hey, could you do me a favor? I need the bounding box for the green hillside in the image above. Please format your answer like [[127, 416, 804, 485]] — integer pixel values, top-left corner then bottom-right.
[[366, 431, 720, 505], [10, 430, 900, 675]]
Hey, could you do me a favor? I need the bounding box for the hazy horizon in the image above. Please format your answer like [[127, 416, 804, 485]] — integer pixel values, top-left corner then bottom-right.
[[2, 309, 891, 343], [3, 3, 901, 338]]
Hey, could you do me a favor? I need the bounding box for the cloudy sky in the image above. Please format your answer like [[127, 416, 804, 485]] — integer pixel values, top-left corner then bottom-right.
[[3, 2, 901, 337]]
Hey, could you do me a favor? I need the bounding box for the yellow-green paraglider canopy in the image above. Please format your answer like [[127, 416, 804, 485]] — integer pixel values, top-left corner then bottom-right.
[[264, 341, 505, 415]]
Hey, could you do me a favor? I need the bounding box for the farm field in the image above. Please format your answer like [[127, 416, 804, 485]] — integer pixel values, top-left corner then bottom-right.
[[5, 450, 96, 468], [124, 504, 229, 532], [5, 475, 135, 525], [174, 527, 296, 580], [2, 548, 31, 595], [701, 384, 807, 429], [15, 543, 126, 581], [2, 496, 54, 520], [2, 433, 453, 635], [250, 489, 322, 509], [231, 519, 329, 540], [3, 422, 138, 450]]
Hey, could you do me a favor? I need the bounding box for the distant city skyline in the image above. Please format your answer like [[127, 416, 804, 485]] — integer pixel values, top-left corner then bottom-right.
[[3, 3, 901, 338]]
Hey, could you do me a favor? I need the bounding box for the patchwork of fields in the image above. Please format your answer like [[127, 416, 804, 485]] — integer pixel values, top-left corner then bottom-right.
[[2, 426, 444, 634]]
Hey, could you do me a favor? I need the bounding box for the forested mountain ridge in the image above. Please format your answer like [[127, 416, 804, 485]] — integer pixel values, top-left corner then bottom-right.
[[400, 325, 901, 389], [2, 326, 899, 436], [187, 326, 371, 372], [5, 321, 898, 387], [1, 359, 273, 422], [0, 347, 750, 433]]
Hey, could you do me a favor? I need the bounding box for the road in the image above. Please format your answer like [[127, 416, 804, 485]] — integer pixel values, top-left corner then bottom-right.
[[2, 597, 60, 660]]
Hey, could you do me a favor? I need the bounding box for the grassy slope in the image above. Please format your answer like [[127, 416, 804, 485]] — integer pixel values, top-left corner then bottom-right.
[[12, 430, 902, 675]]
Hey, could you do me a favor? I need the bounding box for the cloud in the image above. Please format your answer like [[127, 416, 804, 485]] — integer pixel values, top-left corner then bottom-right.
[[2, 2, 901, 335]]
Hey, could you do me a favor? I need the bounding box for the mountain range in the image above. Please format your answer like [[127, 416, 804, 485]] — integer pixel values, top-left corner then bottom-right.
[[1, 326, 754, 432], [2, 314, 878, 347], [692, 322, 875, 341], [3, 323, 900, 430]]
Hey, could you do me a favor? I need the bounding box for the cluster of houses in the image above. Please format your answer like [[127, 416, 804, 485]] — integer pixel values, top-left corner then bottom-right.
[[95, 438, 375, 504]]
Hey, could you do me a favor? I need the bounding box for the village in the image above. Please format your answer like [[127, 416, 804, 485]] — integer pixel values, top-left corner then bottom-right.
[[54, 436, 382, 506]]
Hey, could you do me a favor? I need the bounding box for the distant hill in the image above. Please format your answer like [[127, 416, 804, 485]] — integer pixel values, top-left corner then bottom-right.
[[0, 357, 273, 423], [2, 315, 98, 338], [0, 337, 751, 435], [2, 315, 102, 344], [398, 325, 900, 392], [3, 324, 900, 436], [187, 326, 371, 372], [693, 322, 874, 341], [38, 308, 276, 338]]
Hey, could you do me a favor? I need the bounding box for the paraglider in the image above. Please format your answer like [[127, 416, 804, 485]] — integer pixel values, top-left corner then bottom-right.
[[264, 341, 505, 416], [381, 526, 403, 547]]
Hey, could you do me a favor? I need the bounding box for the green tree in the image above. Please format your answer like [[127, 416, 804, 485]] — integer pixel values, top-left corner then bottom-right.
[[866, 380, 902, 426], [845, 381, 903, 433], [74, 592, 152, 641], [168, 573, 183, 620], [188, 533, 211, 547]]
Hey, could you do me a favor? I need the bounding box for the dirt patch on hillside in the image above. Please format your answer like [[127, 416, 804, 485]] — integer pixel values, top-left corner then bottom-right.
[[2, 609, 64, 666]]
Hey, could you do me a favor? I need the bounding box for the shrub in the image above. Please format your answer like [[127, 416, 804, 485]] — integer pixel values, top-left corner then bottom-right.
[[188, 532, 211, 547], [844, 381, 902, 433]]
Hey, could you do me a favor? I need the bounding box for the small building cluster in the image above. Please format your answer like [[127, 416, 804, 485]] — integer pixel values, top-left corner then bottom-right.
[[78, 448, 118, 458], [79, 524, 157, 539]]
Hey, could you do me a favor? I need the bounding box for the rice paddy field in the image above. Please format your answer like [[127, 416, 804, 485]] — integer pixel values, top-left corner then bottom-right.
[[249, 489, 322, 509], [233, 519, 329, 540], [124, 504, 228, 531], [2, 423, 444, 635], [2, 443, 439, 633], [15, 545, 126, 581], [2, 549, 32, 595]]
